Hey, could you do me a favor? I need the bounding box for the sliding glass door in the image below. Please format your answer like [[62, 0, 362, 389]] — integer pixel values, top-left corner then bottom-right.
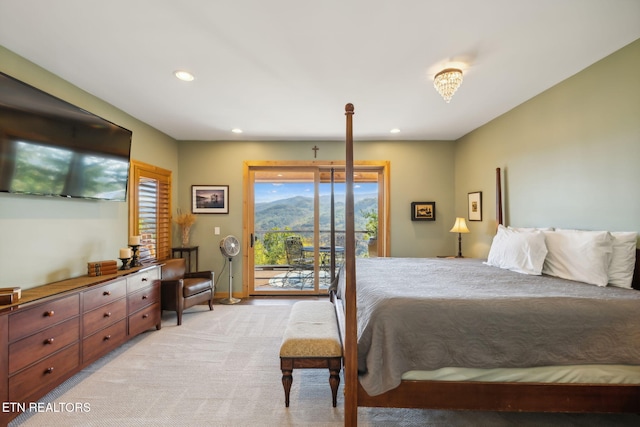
[[251, 169, 319, 293], [244, 161, 388, 296]]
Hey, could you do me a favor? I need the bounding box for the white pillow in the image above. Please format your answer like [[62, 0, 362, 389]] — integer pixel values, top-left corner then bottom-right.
[[508, 226, 554, 232], [486, 225, 548, 275], [608, 231, 638, 289], [542, 229, 613, 287]]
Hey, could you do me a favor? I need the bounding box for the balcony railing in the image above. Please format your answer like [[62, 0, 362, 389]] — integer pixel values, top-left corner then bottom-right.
[[253, 229, 372, 267]]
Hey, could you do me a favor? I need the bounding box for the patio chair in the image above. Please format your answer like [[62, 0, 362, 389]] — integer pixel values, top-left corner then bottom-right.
[[283, 236, 314, 289]]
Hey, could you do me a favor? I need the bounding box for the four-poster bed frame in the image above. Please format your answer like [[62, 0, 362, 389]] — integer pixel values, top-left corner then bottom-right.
[[337, 104, 640, 426]]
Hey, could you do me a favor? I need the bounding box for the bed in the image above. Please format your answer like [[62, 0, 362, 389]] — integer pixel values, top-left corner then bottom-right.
[[335, 104, 640, 426]]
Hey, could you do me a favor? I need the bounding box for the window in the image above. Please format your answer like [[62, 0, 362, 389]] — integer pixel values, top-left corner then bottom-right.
[[129, 160, 172, 262]]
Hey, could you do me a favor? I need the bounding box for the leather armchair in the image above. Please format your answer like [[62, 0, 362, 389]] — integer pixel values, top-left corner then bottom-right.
[[160, 258, 214, 325]]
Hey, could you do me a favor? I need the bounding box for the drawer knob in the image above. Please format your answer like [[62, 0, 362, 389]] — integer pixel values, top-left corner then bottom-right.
[[141, 277, 148, 282], [104, 335, 111, 341], [142, 295, 148, 300], [103, 291, 111, 296], [45, 367, 54, 374], [142, 314, 149, 319], [104, 312, 112, 317], [44, 310, 55, 317], [44, 337, 55, 345]]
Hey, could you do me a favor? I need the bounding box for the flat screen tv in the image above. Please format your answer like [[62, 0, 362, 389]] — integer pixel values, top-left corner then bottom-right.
[[0, 72, 132, 201]]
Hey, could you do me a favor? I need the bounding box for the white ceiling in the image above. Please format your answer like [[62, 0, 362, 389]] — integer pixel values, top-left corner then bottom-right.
[[1, 0, 639, 142]]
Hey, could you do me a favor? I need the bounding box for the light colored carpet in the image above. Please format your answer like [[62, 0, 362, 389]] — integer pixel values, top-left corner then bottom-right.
[[9, 303, 640, 427]]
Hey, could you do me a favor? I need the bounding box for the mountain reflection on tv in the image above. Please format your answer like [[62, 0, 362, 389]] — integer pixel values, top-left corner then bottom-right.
[[0, 71, 132, 202], [3, 140, 129, 201]]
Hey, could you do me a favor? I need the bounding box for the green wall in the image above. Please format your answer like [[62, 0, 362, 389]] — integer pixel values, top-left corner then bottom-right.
[[0, 46, 179, 288], [454, 38, 640, 257], [177, 139, 455, 291]]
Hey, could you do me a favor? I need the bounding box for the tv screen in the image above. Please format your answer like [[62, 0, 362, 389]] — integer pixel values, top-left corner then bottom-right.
[[0, 72, 132, 201]]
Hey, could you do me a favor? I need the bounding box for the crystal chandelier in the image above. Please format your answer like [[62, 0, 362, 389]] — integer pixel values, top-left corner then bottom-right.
[[433, 68, 463, 103]]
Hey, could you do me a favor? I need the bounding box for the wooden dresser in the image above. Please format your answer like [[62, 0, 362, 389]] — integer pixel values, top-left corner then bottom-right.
[[0, 265, 161, 424]]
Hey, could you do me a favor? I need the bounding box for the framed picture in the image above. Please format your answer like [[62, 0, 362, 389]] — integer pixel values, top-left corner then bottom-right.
[[411, 201, 436, 221], [192, 185, 229, 214], [468, 191, 482, 221]]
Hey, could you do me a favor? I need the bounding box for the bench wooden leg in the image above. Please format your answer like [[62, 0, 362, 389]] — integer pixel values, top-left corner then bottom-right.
[[328, 357, 341, 408], [329, 368, 340, 407], [282, 371, 293, 407], [282, 369, 293, 407], [281, 358, 293, 407], [281, 357, 342, 407]]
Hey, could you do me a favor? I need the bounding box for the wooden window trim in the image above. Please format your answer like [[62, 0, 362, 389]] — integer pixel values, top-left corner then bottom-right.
[[129, 160, 172, 261]]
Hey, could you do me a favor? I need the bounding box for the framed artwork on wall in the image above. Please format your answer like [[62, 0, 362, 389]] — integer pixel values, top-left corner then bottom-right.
[[411, 201, 436, 221], [192, 185, 229, 214], [468, 191, 482, 221]]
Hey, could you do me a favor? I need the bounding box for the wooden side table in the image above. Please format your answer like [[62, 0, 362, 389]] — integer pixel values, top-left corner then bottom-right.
[[171, 246, 199, 273]]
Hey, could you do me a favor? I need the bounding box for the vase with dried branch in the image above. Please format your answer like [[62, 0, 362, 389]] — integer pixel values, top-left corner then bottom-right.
[[174, 211, 197, 247]]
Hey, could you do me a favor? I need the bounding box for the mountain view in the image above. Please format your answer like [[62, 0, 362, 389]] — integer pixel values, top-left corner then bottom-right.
[[254, 193, 377, 233], [252, 182, 378, 263]]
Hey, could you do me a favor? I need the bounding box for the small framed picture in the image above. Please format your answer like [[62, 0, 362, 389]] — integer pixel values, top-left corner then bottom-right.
[[411, 201, 436, 221], [468, 191, 482, 221], [192, 185, 229, 214]]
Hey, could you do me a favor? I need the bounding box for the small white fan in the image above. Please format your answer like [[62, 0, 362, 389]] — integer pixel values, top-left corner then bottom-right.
[[219, 235, 241, 304]]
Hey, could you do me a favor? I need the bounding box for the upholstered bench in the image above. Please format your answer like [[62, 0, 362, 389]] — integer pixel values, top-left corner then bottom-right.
[[279, 301, 343, 407]]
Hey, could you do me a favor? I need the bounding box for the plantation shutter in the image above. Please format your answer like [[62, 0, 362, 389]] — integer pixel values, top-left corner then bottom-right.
[[129, 160, 172, 261]]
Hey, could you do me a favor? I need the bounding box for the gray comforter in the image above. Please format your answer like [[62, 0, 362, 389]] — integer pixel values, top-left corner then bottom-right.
[[337, 257, 640, 396]]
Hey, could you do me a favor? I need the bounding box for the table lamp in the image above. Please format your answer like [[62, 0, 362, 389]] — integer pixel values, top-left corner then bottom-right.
[[449, 217, 470, 258]]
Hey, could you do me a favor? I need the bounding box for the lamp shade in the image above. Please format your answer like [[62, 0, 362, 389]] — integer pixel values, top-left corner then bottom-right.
[[449, 217, 470, 234]]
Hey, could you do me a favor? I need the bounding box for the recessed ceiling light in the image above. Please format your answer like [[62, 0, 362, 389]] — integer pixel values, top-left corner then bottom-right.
[[390, 128, 401, 134], [174, 70, 195, 82], [231, 128, 243, 134]]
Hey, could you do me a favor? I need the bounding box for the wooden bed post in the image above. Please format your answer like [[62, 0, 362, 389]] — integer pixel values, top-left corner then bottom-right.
[[343, 103, 358, 427], [496, 167, 503, 227], [330, 168, 336, 283]]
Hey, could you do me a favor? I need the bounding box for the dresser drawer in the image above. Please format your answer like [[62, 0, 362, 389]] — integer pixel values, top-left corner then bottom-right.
[[128, 302, 160, 337], [9, 317, 79, 375], [82, 319, 127, 364], [127, 284, 160, 314], [9, 294, 80, 342], [9, 343, 80, 403], [83, 297, 127, 338], [126, 267, 159, 293], [83, 279, 126, 312]]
